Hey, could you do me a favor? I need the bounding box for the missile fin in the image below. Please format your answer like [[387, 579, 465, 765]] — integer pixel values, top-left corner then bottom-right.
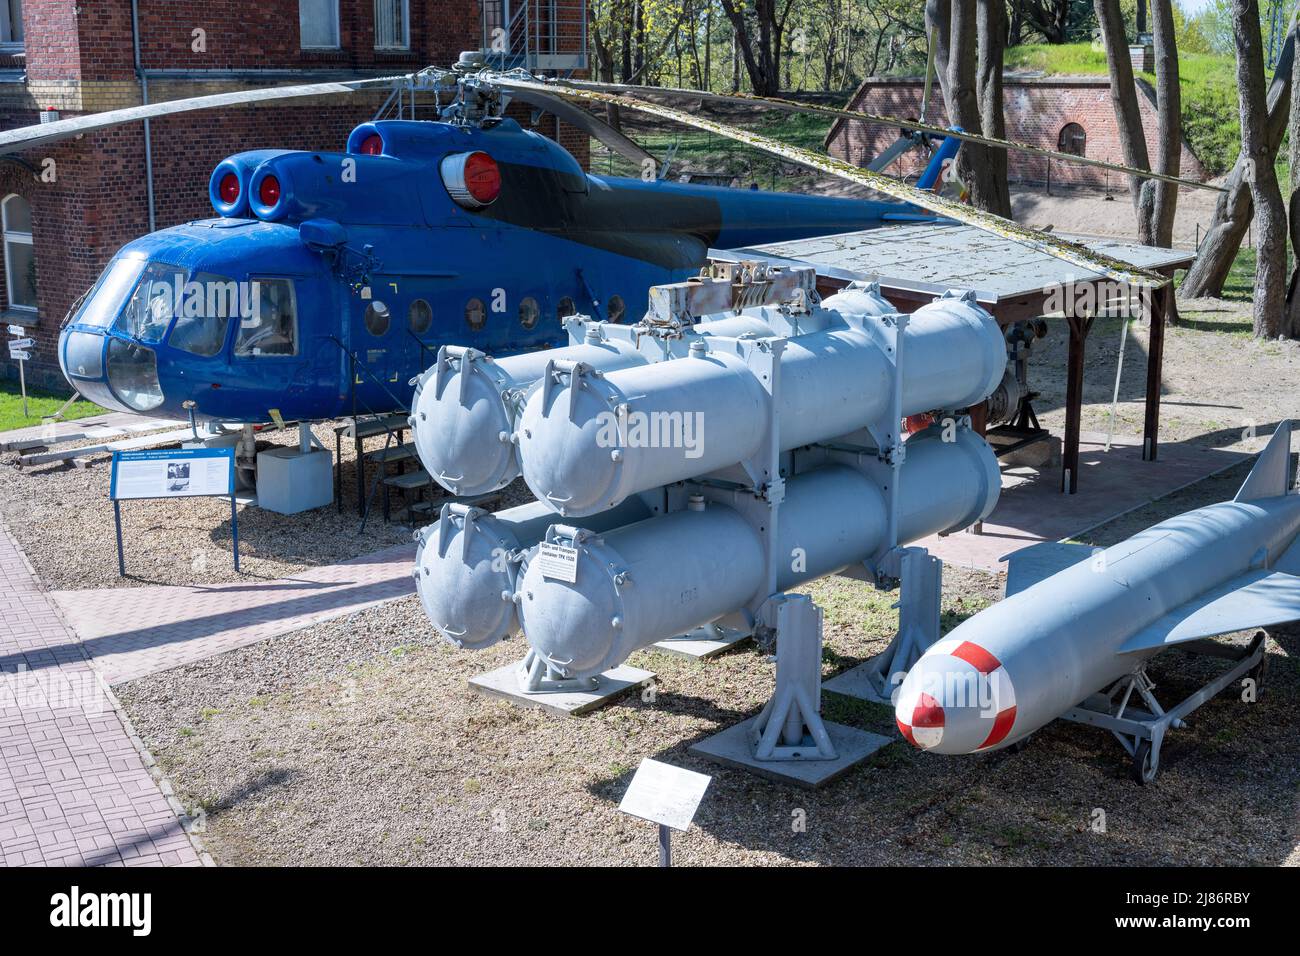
[[1003, 541, 1096, 597], [1235, 421, 1295, 504], [1118, 569, 1300, 653]]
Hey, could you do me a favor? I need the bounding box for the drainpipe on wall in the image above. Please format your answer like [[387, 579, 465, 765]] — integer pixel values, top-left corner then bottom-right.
[[130, 0, 157, 233]]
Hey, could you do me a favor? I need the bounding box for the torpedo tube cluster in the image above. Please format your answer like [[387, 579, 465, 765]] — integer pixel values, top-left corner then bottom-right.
[[409, 281, 1007, 686]]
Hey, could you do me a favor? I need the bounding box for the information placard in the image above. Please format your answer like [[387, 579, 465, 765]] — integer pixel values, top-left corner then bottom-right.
[[111, 447, 235, 501], [537, 541, 579, 583], [109, 447, 240, 576], [618, 758, 712, 833]]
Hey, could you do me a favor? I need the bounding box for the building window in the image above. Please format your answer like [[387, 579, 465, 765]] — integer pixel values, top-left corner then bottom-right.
[[2, 194, 36, 311], [0, 0, 23, 50], [1058, 123, 1086, 157], [300, 0, 340, 50], [374, 0, 410, 50]]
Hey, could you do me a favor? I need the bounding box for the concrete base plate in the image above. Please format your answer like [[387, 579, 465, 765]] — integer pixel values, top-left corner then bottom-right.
[[822, 660, 895, 706], [469, 663, 655, 716], [690, 716, 893, 789], [652, 625, 750, 660]]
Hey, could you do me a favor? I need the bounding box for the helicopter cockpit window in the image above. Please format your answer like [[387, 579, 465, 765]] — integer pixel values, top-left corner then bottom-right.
[[234, 278, 298, 357], [113, 262, 186, 344], [167, 272, 235, 357], [75, 258, 146, 329]]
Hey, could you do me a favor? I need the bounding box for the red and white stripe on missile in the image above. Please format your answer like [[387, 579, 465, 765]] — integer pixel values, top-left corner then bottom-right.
[[895, 639, 1018, 752]]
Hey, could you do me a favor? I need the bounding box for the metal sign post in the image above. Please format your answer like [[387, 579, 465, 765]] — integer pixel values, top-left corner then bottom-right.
[[617, 758, 711, 868], [110, 447, 239, 577], [7, 326, 32, 418]]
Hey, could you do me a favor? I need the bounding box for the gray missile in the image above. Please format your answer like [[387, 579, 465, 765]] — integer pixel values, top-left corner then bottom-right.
[[895, 420, 1300, 756]]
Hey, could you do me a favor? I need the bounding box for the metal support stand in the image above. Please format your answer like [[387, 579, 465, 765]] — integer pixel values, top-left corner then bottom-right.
[[652, 622, 751, 660], [751, 595, 836, 760], [691, 593, 892, 788], [468, 648, 655, 717], [822, 547, 943, 706], [1059, 631, 1267, 784]]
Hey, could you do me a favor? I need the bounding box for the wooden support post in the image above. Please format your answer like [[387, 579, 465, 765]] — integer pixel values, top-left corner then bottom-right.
[[1062, 313, 1094, 495], [1142, 282, 1168, 462]]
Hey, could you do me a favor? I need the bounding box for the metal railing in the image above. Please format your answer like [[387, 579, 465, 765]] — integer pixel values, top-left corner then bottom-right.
[[481, 0, 587, 72]]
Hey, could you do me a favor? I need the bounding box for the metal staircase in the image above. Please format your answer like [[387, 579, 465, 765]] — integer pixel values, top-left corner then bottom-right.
[[481, 0, 587, 72]]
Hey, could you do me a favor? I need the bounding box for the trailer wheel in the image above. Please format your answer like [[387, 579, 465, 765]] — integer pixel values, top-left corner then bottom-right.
[[1131, 740, 1159, 785], [1248, 651, 1269, 694]]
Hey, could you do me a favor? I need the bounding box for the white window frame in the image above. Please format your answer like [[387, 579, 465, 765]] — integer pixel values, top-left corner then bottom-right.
[[0, 0, 24, 52], [373, 0, 410, 51], [3, 193, 36, 313], [299, 0, 340, 51]]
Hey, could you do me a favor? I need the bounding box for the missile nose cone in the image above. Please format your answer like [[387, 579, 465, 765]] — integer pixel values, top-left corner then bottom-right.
[[894, 639, 1019, 754], [896, 693, 945, 749]]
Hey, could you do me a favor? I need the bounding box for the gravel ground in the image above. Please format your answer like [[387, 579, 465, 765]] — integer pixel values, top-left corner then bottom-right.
[[1014, 300, 1299, 453], [117, 472, 1300, 865], [0, 421, 533, 591]]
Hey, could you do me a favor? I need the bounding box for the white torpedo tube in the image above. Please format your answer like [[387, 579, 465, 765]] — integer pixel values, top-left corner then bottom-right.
[[413, 495, 653, 649], [411, 314, 795, 497], [514, 427, 999, 680], [408, 279, 897, 499], [514, 293, 1006, 517]]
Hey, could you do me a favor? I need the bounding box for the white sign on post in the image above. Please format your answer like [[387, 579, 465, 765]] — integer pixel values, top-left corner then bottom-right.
[[618, 758, 712, 832], [6, 324, 26, 335], [7, 337, 33, 349], [8, 350, 29, 362]]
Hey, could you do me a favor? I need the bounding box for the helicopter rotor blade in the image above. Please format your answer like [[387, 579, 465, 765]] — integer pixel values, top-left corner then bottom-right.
[[491, 75, 1166, 289], [544, 78, 1224, 195], [0, 75, 408, 156], [493, 84, 658, 170]]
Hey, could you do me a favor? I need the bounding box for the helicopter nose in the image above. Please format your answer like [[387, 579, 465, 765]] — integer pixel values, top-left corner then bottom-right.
[[894, 639, 1018, 754]]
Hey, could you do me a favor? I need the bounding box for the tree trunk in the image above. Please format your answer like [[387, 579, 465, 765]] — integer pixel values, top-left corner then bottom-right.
[[936, 1, 1009, 214], [1285, 9, 1300, 334], [1147, 0, 1181, 248], [1180, 16, 1296, 299], [1233, 0, 1290, 337], [926, 0, 953, 114], [976, 0, 1012, 217], [1095, 0, 1155, 243]]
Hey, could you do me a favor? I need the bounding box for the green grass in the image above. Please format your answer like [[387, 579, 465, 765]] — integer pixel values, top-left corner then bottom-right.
[[1004, 43, 1241, 175], [594, 110, 838, 192], [0, 377, 105, 433]]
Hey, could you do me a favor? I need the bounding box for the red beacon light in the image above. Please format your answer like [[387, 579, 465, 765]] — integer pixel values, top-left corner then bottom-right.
[[359, 133, 384, 156], [219, 172, 240, 205], [440, 151, 501, 209], [258, 175, 282, 208]]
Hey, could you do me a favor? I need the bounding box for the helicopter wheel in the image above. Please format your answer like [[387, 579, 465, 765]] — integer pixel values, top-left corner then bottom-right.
[[1131, 739, 1159, 786]]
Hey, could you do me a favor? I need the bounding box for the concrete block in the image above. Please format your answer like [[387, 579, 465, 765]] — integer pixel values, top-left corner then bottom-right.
[[690, 716, 893, 789], [255, 447, 333, 514]]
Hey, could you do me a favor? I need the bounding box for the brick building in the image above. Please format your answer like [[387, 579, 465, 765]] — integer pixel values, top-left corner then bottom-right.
[[0, 1, 589, 391], [825, 75, 1208, 194]]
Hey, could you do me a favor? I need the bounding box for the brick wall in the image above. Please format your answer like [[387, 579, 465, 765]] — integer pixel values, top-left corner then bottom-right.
[[826, 76, 1208, 190]]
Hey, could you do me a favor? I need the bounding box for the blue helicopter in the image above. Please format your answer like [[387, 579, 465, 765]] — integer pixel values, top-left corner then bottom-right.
[[56, 96, 959, 426]]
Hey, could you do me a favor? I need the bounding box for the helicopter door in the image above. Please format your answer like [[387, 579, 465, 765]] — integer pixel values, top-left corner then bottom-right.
[[355, 277, 412, 407], [232, 277, 309, 418]]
